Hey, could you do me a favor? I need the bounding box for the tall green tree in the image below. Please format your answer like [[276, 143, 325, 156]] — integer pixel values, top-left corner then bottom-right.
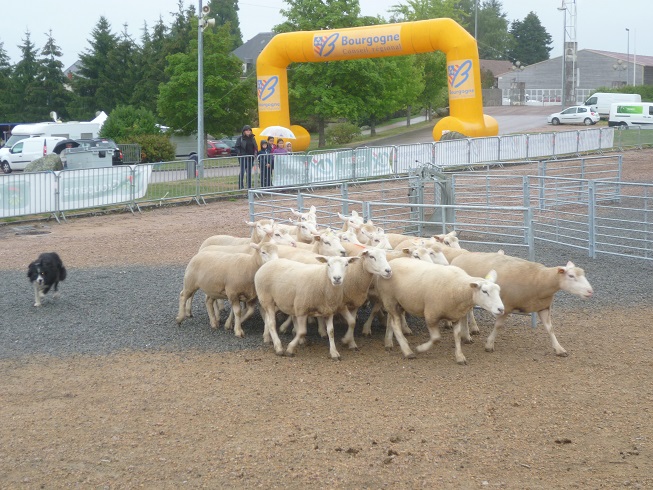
[[69, 16, 120, 119], [0, 42, 14, 121], [473, 0, 512, 60], [109, 24, 139, 107], [157, 22, 255, 137], [36, 31, 72, 120], [131, 19, 170, 112], [389, 0, 462, 23], [207, 0, 242, 49], [508, 12, 552, 65], [165, 0, 196, 56], [12, 31, 42, 121]]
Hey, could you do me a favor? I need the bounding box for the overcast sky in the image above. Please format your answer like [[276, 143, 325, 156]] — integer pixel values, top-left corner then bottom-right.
[[0, 0, 648, 69]]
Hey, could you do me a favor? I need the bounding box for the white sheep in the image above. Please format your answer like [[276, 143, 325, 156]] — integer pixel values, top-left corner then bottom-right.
[[254, 255, 359, 360], [332, 248, 393, 350], [176, 242, 279, 337], [199, 219, 275, 249], [361, 246, 449, 337], [200, 226, 297, 251], [275, 218, 320, 244], [293, 230, 346, 256], [338, 210, 365, 232], [450, 252, 594, 356], [290, 205, 317, 223], [375, 258, 504, 364]]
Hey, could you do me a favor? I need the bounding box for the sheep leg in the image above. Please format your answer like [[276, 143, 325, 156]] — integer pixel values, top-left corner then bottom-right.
[[206, 296, 220, 329], [400, 313, 412, 335], [538, 308, 568, 356], [386, 312, 416, 359], [316, 317, 327, 338], [340, 308, 359, 350], [286, 315, 308, 356], [279, 314, 293, 333], [324, 315, 342, 360], [468, 309, 480, 335], [262, 305, 284, 355], [229, 296, 245, 338], [461, 312, 474, 344], [452, 319, 468, 365], [240, 300, 257, 324], [486, 314, 508, 352], [416, 320, 443, 354], [176, 288, 197, 325], [361, 301, 381, 336]]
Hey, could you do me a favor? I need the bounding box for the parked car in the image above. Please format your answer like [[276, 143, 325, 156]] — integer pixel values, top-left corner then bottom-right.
[[547, 106, 599, 126], [219, 136, 239, 154], [206, 140, 232, 158], [74, 138, 124, 165], [0, 136, 67, 173]]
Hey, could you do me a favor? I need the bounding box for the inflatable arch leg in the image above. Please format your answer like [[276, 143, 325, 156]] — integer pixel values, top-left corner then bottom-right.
[[254, 18, 498, 151]]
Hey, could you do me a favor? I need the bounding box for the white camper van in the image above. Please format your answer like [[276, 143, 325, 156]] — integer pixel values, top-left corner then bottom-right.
[[0, 137, 67, 173], [584, 93, 641, 117], [608, 102, 653, 128]]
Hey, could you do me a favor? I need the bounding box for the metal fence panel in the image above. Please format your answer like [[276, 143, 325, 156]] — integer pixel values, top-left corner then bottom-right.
[[470, 137, 500, 163], [578, 128, 601, 153], [395, 143, 433, 173], [499, 134, 529, 161], [592, 181, 653, 260], [527, 133, 555, 159], [434, 139, 470, 167], [354, 146, 396, 178], [552, 131, 579, 157], [0, 171, 57, 218]]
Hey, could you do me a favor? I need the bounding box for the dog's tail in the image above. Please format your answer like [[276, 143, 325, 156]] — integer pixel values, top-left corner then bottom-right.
[[59, 265, 67, 281]]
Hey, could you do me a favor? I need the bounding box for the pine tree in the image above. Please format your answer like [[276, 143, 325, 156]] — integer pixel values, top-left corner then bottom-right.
[[509, 12, 553, 65], [69, 16, 120, 119], [0, 42, 14, 122], [13, 31, 43, 121], [131, 19, 170, 112], [207, 0, 243, 48], [36, 31, 72, 120]]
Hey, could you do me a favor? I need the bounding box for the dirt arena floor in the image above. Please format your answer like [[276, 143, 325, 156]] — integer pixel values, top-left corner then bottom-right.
[[0, 148, 652, 488]]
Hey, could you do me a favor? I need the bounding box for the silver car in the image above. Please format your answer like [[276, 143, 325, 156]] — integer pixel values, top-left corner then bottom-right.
[[547, 106, 600, 126]]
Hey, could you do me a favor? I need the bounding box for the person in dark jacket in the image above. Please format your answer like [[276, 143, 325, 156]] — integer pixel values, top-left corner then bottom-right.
[[235, 125, 258, 189], [258, 140, 274, 187]]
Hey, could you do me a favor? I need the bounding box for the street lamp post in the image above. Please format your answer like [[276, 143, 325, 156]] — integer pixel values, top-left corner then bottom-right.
[[197, 1, 215, 179], [626, 28, 630, 86], [557, 3, 567, 107]]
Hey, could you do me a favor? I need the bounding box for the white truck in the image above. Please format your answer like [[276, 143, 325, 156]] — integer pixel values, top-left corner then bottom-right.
[[1, 112, 107, 149], [583, 93, 641, 118], [0, 137, 67, 173], [608, 102, 653, 128]]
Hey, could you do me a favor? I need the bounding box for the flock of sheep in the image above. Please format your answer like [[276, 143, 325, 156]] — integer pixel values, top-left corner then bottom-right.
[[176, 207, 594, 364]]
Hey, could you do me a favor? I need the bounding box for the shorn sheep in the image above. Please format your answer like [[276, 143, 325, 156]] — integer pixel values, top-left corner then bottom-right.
[[254, 255, 359, 360], [450, 252, 593, 356], [176, 242, 279, 337], [375, 258, 504, 364]]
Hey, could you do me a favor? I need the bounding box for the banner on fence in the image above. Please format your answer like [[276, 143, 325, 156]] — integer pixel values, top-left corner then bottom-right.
[[0, 166, 152, 217]]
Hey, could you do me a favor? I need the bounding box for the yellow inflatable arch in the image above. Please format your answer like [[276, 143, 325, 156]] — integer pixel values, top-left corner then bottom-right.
[[254, 18, 498, 151]]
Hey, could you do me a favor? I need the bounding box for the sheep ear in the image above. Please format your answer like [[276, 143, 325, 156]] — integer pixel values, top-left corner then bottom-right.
[[315, 256, 328, 263], [433, 234, 444, 243], [313, 234, 322, 242], [309, 205, 316, 213], [484, 269, 497, 283], [566, 261, 575, 268], [250, 243, 260, 250], [245, 220, 255, 227], [347, 257, 361, 264], [449, 230, 458, 238], [351, 210, 359, 217], [402, 248, 411, 255]]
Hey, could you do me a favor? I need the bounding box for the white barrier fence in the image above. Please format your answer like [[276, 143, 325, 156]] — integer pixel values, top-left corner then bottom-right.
[[0, 127, 628, 221]]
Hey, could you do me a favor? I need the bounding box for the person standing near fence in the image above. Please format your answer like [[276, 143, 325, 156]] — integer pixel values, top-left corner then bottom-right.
[[235, 125, 258, 189], [259, 140, 274, 187], [273, 139, 287, 155]]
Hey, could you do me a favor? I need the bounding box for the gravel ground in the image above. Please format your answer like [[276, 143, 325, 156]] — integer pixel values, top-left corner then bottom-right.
[[0, 242, 650, 360]]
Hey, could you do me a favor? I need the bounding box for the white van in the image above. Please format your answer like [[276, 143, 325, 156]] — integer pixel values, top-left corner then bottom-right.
[[0, 137, 67, 173], [584, 93, 641, 117], [608, 102, 653, 128]]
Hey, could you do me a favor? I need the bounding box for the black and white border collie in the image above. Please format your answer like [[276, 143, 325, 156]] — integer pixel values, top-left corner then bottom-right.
[[27, 252, 67, 307]]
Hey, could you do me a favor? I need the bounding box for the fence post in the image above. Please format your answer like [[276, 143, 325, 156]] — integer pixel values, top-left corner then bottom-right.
[[303, 154, 310, 185], [588, 180, 596, 258], [341, 182, 349, 215], [523, 176, 530, 245], [362, 201, 371, 223]]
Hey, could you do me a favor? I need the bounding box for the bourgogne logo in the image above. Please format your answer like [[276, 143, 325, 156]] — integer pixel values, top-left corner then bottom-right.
[[448, 59, 475, 99], [257, 76, 279, 102], [313, 27, 402, 58]]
